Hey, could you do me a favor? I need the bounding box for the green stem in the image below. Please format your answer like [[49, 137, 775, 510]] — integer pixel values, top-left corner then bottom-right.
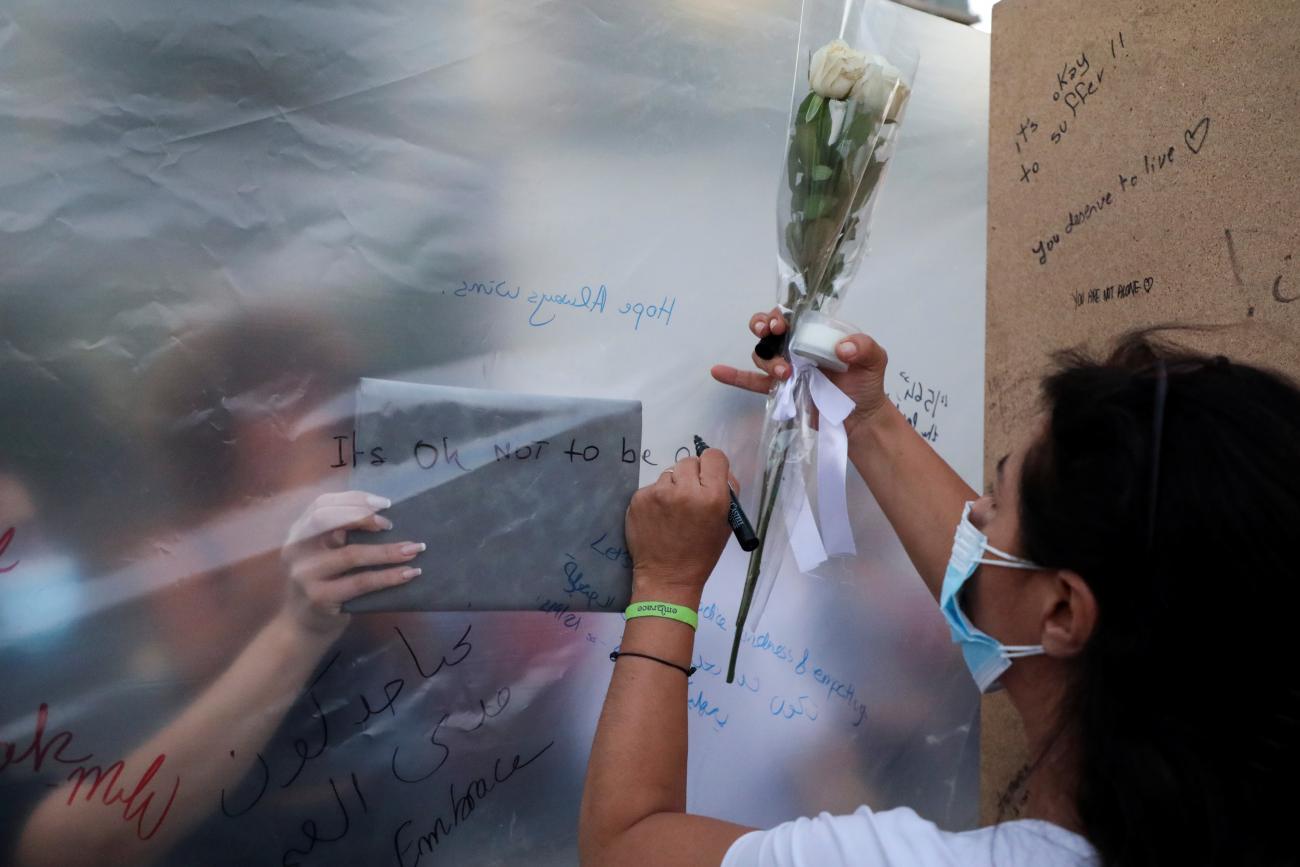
[[726, 427, 792, 682]]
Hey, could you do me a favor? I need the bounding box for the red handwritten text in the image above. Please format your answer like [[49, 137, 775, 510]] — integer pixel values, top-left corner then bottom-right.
[[2, 704, 180, 841], [0, 703, 92, 774], [65, 754, 180, 841], [0, 526, 18, 572]]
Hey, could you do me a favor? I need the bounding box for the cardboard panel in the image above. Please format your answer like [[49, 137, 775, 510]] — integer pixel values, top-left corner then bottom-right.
[[984, 0, 1300, 821]]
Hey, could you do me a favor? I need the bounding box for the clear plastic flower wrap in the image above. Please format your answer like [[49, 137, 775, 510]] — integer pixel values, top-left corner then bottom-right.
[[727, 0, 918, 681]]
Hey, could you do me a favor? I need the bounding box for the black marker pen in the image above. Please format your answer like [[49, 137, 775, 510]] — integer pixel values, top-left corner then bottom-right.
[[694, 435, 760, 552]]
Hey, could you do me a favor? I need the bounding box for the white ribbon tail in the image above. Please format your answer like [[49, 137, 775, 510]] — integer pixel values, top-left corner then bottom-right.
[[809, 367, 857, 557], [768, 358, 858, 571], [781, 465, 828, 573]]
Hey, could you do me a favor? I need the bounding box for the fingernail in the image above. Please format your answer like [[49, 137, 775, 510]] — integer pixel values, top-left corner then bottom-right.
[[838, 341, 857, 358], [377, 515, 394, 530], [775, 363, 788, 377], [368, 495, 392, 510], [400, 567, 422, 580], [770, 318, 780, 331], [398, 542, 426, 556], [754, 321, 766, 336]]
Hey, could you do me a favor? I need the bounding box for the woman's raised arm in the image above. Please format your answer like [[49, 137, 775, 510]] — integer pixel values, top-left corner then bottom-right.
[[711, 309, 976, 600]]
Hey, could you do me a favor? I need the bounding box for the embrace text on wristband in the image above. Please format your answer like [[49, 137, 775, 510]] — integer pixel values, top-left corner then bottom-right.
[[624, 600, 698, 631]]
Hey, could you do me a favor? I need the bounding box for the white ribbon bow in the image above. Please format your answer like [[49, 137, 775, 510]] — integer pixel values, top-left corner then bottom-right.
[[771, 355, 857, 573]]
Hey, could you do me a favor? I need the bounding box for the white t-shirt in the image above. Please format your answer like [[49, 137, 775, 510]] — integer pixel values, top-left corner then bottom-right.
[[722, 806, 1097, 867]]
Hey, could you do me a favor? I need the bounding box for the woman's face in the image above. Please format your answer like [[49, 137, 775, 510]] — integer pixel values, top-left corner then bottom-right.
[[962, 440, 1047, 648]]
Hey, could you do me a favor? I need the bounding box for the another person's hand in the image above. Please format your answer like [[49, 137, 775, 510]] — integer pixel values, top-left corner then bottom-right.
[[625, 451, 736, 602], [279, 491, 424, 639], [710, 306, 892, 436]]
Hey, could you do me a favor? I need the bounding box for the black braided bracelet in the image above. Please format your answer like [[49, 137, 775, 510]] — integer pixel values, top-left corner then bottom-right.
[[609, 650, 697, 677]]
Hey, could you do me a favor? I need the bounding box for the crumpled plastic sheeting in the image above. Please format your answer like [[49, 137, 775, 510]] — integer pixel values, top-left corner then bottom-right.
[[0, 0, 989, 864]]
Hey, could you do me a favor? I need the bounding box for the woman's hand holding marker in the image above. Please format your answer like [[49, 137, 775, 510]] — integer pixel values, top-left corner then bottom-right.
[[625, 451, 737, 601]]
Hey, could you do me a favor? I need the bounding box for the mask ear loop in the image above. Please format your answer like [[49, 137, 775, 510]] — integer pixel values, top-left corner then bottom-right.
[[1146, 359, 1169, 551], [974, 551, 1039, 570], [959, 506, 1043, 570], [976, 539, 1041, 570], [978, 549, 1045, 657]]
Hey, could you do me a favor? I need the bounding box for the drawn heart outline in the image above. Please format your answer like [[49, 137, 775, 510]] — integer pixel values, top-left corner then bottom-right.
[[1185, 117, 1210, 154]]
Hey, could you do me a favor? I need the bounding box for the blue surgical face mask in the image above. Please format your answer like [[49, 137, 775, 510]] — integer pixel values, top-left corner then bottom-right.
[[940, 501, 1044, 693]]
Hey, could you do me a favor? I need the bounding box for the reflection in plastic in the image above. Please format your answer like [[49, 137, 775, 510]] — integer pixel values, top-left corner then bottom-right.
[[0, 0, 989, 864]]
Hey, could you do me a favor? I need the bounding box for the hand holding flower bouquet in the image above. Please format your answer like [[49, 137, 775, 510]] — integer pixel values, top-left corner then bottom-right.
[[727, 11, 915, 682]]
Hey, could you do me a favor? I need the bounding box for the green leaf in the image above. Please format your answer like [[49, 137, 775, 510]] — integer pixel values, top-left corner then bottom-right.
[[840, 105, 878, 154], [803, 194, 829, 221], [814, 99, 832, 143], [811, 164, 833, 182], [793, 122, 817, 172], [804, 93, 824, 123], [834, 163, 854, 197], [795, 91, 818, 119], [785, 221, 804, 264], [853, 156, 887, 210]]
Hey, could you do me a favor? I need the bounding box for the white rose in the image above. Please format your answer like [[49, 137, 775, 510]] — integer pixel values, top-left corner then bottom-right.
[[808, 39, 868, 101], [851, 58, 910, 123]]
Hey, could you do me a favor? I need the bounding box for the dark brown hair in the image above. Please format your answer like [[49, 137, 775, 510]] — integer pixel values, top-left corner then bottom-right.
[[1018, 330, 1300, 865]]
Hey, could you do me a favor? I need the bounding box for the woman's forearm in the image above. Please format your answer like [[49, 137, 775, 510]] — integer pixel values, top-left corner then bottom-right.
[[579, 578, 751, 867], [580, 579, 700, 862], [16, 614, 339, 867], [848, 402, 978, 600], [580, 453, 757, 867]]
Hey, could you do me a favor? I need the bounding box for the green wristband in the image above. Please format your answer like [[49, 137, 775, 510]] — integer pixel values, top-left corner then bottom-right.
[[624, 601, 698, 631]]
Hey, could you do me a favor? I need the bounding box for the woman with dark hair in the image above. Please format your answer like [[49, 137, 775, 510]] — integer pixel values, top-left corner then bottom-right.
[[579, 310, 1300, 866]]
